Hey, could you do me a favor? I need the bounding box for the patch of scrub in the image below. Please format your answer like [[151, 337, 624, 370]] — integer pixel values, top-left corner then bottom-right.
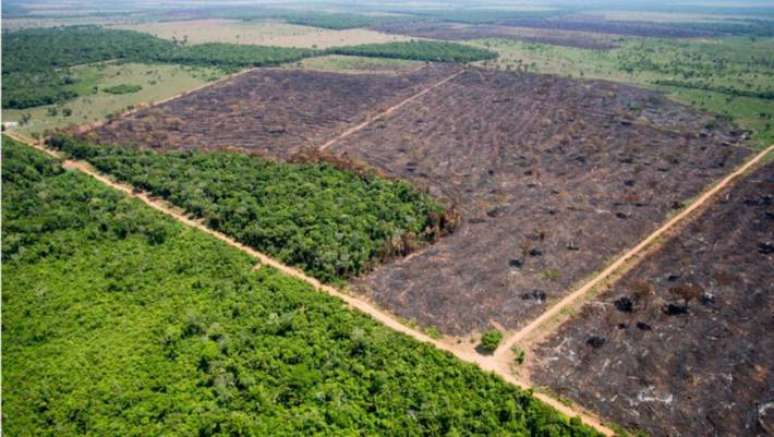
[[3, 62, 223, 136]]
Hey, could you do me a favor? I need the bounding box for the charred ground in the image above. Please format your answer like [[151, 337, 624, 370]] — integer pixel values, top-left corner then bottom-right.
[[531, 162, 774, 436], [328, 68, 750, 335], [86, 64, 458, 158], [372, 21, 621, 50], [79, 62, 751, 338]]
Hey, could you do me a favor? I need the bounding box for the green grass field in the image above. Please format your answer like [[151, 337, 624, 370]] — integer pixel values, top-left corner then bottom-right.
[[471, 37, 774, 148], [3, 62, 223, 136], [289, 55, 423, 74]]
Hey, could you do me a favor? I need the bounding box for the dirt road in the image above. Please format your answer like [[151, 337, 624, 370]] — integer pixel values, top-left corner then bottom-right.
[[318, 69, 464, 151], [494, 143, 774, 361]]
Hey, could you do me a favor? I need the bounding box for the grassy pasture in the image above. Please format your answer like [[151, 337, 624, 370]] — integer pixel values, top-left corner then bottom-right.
[[3, 63, 222, 136], [289, 55, 424, 74], [112, 19, 416, 49]]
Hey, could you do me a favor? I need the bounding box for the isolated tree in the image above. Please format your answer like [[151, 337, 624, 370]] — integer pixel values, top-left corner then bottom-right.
[[479, 329, 503, 353]]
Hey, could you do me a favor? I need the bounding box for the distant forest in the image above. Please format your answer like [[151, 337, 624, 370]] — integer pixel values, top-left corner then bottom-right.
[[2, 26, 495, 110]]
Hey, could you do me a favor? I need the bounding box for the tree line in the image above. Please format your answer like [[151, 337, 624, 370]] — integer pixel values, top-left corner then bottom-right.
[[1, 26, 317, 109], [49, 135, 457, 283], [3, 136, 600, 436], [332, 40, 498, 63], [3, 25, 496, 110]]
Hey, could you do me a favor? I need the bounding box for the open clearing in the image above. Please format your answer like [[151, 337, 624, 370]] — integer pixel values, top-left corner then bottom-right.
[[531, 161, 774, 436], [326, 68, 750, 335], [288, 55, 424, 74], [85, 64, 459, 158], [112, 19, 416, 49], [3, 62, 222, 136]]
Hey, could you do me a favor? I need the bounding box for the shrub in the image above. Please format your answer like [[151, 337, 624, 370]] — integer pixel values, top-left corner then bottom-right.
[[479, 329, 503, 353], [103, 84, 143, 95]]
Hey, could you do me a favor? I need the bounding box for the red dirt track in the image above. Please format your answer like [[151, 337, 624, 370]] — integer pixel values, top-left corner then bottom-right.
[[83, 64, 752, 338], [531, 161, 774, 436]]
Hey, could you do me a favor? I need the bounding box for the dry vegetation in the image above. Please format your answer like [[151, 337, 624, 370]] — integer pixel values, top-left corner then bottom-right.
[[327, 68, 750, 335], [112, 19, 416, 49], [85, 64, 458, 157], [288, 55, 424, 75], [373, 21, 622, 50]]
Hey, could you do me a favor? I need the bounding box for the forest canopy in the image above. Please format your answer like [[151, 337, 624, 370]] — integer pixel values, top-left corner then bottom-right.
[[332, 40, 498, 63], [2, 136, 599, 436], [1, 26, 317, 108], [49, 135, 457, 283]]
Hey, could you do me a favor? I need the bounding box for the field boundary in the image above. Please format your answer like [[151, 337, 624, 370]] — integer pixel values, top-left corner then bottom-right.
[[494, 143, 774, 361], [318, 68, 465, 151], [72, 66, 261, 135], [8, 134, 616, 436]]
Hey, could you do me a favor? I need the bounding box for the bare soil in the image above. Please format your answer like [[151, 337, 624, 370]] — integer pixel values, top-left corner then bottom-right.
[[530, 162, 774, 437], [85, 64, 458, 158], [328, 68, 750, 335], [373, 21, 621, 50]]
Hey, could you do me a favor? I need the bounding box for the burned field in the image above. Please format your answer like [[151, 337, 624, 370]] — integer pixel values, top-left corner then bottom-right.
[[373, 21, 620, 50], [496, 15, 717, 39], [86, 64, 458, 158], [329, 68, 750, 335], [531, 162, 774, 436]]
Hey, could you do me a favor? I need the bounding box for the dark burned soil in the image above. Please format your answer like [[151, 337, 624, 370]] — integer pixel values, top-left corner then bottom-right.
[[329, 68, 750, 335], [531, 162, 774, 437], [498, 14, 717, 38], [85, 64, 458, 158], [372, 21, 620, 50]]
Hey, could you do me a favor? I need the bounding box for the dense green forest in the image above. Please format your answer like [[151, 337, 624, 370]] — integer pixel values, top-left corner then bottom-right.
[[282, 12, 379, 29], [2, 25, 495, 110], [1, 26, 172, 108], [332, 40, 498, 63], [49, 135, 456, 283], [2, 137, 599, 436], [147, 43, 316, 71], [1, 26, 316, 108]]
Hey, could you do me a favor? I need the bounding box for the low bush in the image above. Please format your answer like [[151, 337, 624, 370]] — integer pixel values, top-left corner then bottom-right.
[[479, 329, 503, 353], [103, 84, 143, 95]]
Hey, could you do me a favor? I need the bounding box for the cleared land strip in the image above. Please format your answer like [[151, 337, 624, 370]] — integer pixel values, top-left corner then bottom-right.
[[74, 66, 260, 135], [494, 143, 774, 361], [13, 136, 614, 436], [317, 69, 464, 151]]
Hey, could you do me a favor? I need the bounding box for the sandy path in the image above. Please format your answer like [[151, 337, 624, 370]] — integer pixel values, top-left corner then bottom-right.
[[318, 69, 465, 151], [9, 135, 616, 435], [495, 143, 774, 361]]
